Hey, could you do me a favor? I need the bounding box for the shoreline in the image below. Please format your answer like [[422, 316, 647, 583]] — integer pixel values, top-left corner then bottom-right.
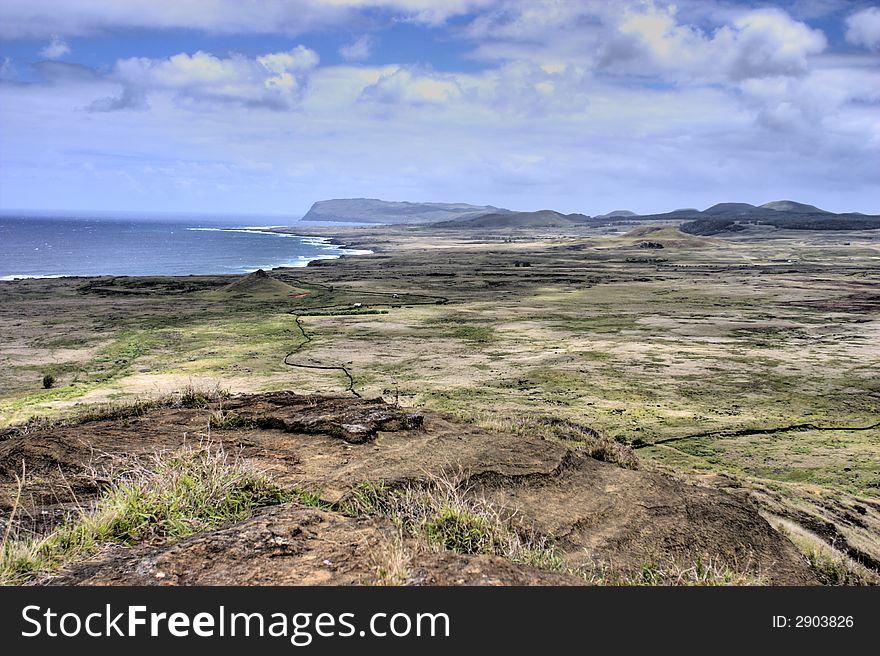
[[0, 228, 376, 282]]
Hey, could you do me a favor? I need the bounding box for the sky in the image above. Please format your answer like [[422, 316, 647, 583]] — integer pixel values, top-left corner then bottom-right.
[[0, 0, 878, 217]]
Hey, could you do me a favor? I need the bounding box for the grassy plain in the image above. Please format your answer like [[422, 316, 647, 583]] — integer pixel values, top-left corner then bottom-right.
[[1, 223, 878, 573]]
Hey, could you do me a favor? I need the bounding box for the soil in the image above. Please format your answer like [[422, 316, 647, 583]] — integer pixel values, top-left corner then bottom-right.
[[0, 392, 817, 585]]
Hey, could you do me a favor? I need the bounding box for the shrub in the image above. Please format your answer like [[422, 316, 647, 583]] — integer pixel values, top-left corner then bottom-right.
[[41, 374, 55, 389]]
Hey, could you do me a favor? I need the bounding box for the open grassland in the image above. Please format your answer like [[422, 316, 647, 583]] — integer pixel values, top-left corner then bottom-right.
[[1, 224, 878, 577]]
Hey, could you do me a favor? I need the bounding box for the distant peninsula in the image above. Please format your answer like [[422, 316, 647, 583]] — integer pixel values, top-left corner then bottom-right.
[[302, 198, 508, 225]]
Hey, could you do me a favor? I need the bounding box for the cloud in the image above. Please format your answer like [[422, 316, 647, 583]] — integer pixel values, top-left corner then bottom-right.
[[846, 7, 880, 50], [359, 66, 464, 105], [464, 2, 826, 84], [0, 57, 16, 81], [476, 61, 592, 117], [0, 0, 493, 39], [32, 60, 101, 84], [1, 0, 878, 216], [721, 9, 827, 79], [739, 63, 880, 134], [599, 4, 826, 81], [92, 46, 320, 112], [88, 86, 148, 112], [339, 35, 375, 62], [39, 35, 71, 59]]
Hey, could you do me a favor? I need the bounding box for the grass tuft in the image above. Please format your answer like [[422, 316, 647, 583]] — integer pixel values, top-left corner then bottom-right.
[[0, 443, 288, 584], [370, 534, 413, 586], [207, 409, 259, 431], [423, 506, 495, 555], [805, 548, 876, 586], [346, 472, 566, 569], [581, 557, 765, 586], [776, 521, 878, 586]]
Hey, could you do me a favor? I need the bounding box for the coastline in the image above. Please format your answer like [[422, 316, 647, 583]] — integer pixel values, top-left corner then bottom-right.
[[0, 224, 376, 281], [257, 224, 384, 254]]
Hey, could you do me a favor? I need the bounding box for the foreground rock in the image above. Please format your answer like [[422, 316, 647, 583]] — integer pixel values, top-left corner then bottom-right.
[[0, 393, 817, 585], [44, 506, 582, 586]]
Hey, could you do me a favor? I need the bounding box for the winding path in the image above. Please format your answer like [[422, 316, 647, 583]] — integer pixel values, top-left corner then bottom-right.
[[635, 421, 880, 449], [280, 279, 449, 398], [283, 315, 361, 397]]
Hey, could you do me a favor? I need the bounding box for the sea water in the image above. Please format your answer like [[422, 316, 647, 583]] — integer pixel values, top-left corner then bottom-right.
[[0, 214, 370, 279]]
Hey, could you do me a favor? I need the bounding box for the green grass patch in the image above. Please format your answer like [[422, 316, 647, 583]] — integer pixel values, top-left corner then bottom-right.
[[423, 506, 496, 555], [449, 325, 495, 343], [300, 309, 389, 317], [806, 550, 875, 586], [93, 331, 164, 381]]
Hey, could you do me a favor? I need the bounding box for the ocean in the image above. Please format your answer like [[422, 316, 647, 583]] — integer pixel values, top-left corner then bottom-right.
[[0, 214, 371, 279]]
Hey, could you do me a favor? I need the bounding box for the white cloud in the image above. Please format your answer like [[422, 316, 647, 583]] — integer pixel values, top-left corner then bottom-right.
[[39, 35, 71, 59], [0, 0, 494, 38], [739, 63, 880, 135], [474, 61, 592, 117], [339, 35, 375, 62], [1, 0, 878, 216], [846, 7, 880, 50], [359, 67, 465, 105], [465, 2, 827, 84], [91, 47, 320, 111], [600, 4, 826, 81], [720, 9, 827, 79]]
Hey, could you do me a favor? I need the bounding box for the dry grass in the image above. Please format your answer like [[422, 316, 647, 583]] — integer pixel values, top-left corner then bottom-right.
[[353, 472, 759, 585], [369, 533, 414, 586], [775, 520, 878, 586], [804, 548, 876, 586], [0, 442, 288, 585], [349, 471, 566, 573], [580, 556, 766, 586], [1, 384, 230, 439]]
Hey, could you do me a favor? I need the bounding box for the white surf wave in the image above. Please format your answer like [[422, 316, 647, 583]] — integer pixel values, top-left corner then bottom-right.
[[0, 274, 67, 281]]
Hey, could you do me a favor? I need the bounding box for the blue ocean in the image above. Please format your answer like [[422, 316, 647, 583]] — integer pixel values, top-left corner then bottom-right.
[[0, 214, 370, 279]]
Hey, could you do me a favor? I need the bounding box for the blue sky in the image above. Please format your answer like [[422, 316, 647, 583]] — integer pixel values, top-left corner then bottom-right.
[[1, 0, 878, 217]]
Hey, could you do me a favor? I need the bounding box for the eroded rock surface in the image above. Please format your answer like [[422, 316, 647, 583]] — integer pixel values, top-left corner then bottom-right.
[[45, 505, 583, 586], [0, 393, 817, 584]]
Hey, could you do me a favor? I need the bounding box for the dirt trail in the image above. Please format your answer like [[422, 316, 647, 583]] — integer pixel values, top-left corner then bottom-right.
[[0, 392, 818, 585], [283, 315, 361, 398], [280, 281, 448, 398]]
